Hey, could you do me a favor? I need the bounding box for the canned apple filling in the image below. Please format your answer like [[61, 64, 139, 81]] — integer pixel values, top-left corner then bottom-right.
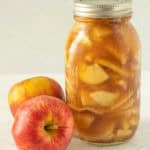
[[65, 0, 141, 145]]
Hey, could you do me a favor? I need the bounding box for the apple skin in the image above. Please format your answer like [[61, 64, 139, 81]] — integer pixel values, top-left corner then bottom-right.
[[8, 76, 64, 117], [12, 95, 74, 150]]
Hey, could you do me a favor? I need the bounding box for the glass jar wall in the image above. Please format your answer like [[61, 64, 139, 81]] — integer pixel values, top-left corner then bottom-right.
[[65, 1, 141, 145]]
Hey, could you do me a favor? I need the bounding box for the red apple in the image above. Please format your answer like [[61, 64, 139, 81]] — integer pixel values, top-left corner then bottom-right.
[[12, 95, 74, 150], [8, 76, 64, 117]]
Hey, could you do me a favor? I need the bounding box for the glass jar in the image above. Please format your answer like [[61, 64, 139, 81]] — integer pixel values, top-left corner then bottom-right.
[[65, 0, 141, 145]]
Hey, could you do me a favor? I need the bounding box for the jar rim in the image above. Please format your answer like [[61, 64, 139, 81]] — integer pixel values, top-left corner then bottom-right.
[[74, 0, 133, 18]]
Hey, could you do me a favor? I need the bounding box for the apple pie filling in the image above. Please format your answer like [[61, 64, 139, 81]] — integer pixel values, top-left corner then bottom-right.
[[65, 16, 140, 144]]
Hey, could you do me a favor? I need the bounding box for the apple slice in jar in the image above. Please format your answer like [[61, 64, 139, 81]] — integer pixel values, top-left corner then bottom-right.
[[117, 80, 127, 90], [115, 129, 132, 141], [120, 25, 140, 62], [65, 78, 76, 103], [105, 46, 128, 65], [78, 62, 109, 84], [68, 102, 106, 115], [90, 26, 112, 42], [96, 59, 130, 78], [74, 111, 95, 129], [129, 116, 139, 127], [110, 92, 133, 111], [128, 106, 139, 127], [121, 119, 130, 130], [90, 91, 119, 107], [70, 31, 92, 53], [78, 118, 115, 142], [118, 97, 135, 111], [81, 89, 96, 106], [84, 52, 96, 63]]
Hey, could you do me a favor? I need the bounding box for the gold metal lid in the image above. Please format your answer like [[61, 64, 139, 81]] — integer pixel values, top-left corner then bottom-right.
[[74, 0, 133, 18]]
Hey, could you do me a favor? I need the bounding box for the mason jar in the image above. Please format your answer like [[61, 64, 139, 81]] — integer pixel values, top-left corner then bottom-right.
[[65, 0, 141, 145]]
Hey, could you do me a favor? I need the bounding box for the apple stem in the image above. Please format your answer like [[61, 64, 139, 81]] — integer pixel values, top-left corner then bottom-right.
[[44, 124, 58, 131]]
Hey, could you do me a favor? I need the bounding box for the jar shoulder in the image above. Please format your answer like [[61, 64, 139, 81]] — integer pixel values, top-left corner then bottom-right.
[[66, 22, 140, 53]]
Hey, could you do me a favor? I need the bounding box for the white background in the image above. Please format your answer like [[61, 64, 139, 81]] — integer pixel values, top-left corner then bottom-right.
[[0, 1, 149, 149], [0, 0, 149, 74]]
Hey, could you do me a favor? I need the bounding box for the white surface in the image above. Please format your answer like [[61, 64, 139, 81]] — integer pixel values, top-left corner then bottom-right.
[[0, 0, 149, 73], [0, 72, 150, 150]]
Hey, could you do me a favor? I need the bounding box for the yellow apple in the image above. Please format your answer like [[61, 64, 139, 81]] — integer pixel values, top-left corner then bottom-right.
[[8, 76, 64, 116]]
